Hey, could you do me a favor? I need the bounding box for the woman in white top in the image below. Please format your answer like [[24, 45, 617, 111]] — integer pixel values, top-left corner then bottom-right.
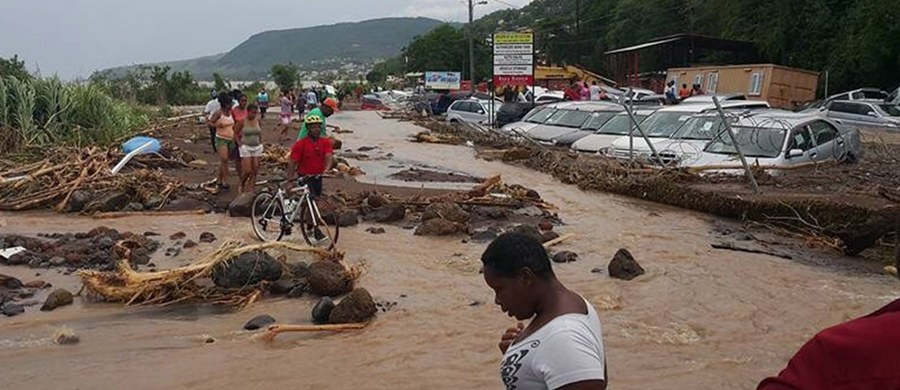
[[482, 233, 607, 390]]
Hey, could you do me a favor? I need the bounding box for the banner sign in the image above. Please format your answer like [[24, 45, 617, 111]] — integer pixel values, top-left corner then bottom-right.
[[424, 71, 462, 90]]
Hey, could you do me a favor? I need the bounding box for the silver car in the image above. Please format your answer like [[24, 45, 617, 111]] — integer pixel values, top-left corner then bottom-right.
[[525, 101, 622, 145], [570, 109, 658, 153], [446, 99, 501, 125], [686, 113, 863, 172], [818, 100, 900, 130], [499, 104, 559, 136]]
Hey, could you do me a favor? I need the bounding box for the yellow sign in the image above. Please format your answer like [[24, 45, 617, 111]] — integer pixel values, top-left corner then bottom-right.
[[494, 32, 534, 45]]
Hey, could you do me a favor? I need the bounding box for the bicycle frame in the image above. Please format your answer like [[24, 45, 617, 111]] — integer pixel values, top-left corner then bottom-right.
[[261, 183, 324, 231]]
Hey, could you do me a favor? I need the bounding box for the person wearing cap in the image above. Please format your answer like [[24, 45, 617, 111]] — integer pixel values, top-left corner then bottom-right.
[[289, 114, 333, 199], [293, 97, 341, 140]]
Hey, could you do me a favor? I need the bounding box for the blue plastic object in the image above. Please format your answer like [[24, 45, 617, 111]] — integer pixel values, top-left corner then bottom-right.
[[122, 136, 161, 154]]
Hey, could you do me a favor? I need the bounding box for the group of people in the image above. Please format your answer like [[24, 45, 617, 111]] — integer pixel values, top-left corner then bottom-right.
[[564, 80, 609, 102], [202, 87, 340, 196], [665, 80, 705, 103]]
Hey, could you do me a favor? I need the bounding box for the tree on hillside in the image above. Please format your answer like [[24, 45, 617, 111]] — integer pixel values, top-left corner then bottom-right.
[[270, 63, 299, 93], [0, 55, 31, 81], [367, 57, 404, 83], [212, 72, 230, 92], [402, 24, 491, 81]]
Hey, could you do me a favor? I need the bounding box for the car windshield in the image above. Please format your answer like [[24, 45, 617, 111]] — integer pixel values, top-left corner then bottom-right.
[[673, 116, 731, 140], [524, 107, 556, 123], [640, 112, 693, 137], [597, 114, 649, 135], [544, 109, 593, 128], [862, 90, 888, 100], [704, 126, 786, 158], [877, 104, 900, 117], [580, 112, 620, 130]]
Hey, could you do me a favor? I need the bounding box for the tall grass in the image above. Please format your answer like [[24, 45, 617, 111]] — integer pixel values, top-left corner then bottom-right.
[[0, 76, 149, 152]]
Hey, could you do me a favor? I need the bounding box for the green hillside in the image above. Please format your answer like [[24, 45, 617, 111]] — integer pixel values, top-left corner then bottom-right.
[[106, 17, 443, 80]]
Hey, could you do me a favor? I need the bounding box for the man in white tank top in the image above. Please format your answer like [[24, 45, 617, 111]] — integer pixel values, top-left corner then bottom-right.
[[482, 233, 607, 390]]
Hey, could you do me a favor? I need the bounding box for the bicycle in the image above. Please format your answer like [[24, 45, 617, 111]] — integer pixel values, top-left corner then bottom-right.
[[250, 175, 340, 250]]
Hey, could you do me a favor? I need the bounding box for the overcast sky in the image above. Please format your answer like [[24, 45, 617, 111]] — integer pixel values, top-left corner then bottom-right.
[[0, 0, 532, 80]]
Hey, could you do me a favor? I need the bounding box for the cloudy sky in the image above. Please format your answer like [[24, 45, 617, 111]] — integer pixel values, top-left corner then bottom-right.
[[0, 0, 532, 79]]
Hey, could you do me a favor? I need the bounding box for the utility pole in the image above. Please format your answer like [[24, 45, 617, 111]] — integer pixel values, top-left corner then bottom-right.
[[576, 0, 581, 34], [468, 0, 476, 93]]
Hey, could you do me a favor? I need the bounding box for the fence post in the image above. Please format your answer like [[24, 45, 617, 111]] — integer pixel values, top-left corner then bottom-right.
[[712, 96, 760, 194], [621, 90, 661, 165]]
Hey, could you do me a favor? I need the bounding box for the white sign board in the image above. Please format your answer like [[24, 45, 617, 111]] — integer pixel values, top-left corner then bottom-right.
[[494, 65, 534, 76]]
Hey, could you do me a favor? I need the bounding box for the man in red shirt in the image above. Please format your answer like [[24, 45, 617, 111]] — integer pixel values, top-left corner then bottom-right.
[[758, 298, 900, 389], [289, 114, 333, 199]]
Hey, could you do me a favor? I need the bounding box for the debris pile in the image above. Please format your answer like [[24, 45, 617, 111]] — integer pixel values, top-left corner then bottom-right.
[[0, 147, 183, 212]]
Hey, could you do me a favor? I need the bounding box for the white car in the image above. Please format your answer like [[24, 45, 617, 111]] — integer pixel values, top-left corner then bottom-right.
[[499, 103, 560, 136], [526, 101, 622, 144], [686, 113, 863, 173], [606, 100, 770, 162], [569, 109, 658, 153], [446, 99, 501, 125], [535, 91, 566, 104], [818, 100, 900, 130]]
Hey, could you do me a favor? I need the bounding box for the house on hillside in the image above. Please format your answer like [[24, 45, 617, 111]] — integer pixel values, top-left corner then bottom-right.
[[667, 64, 819, 109]]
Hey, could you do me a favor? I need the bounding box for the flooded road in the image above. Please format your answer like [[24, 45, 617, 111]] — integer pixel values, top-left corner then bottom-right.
[[1, 111, 897, 389]]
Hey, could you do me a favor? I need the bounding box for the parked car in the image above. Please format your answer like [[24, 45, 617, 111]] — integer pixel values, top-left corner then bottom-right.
[[817, 100, 900, 130], [497, 102, 539, 128], [684, 113, 863, 173], [570, 109, 659, 153], [606, 101, 770, 162], [446, 99, 501, 125], [826, 88, 888, 103], [525, 102, 623, 145], [887, 86, 900, 105], [499, 104, 561, 135], [360, 95, 388, 110], [535, 91, 566, 104], [551, 105, 626, 146], [679, 93, 747, 104]]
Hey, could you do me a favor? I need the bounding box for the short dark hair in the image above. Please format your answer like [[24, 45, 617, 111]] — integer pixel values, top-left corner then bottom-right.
[[320, 104, 334, 116], [481, 233, 554, 279], [217, 94, 232, 107], [247, 103, 258, 111]]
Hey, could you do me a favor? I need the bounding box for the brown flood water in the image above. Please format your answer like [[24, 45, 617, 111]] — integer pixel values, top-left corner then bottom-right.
[[1, 111, 897, 389]]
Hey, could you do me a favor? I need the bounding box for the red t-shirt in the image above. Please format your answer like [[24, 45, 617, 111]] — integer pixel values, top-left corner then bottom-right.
[[758, 298, 900, 390], [290, 136, 333, 176]]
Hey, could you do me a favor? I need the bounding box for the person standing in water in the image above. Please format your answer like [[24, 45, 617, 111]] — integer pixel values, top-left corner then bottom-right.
[[207, 94, 236, 191], [483, 233, 607, 390], [235, 103, 263, 194]]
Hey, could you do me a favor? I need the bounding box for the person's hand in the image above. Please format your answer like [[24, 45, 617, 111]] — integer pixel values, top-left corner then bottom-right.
[[498, 322, 524, 354]]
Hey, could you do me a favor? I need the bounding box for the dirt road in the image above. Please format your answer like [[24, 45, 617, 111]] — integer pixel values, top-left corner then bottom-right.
[[0, 111, 896, 389]]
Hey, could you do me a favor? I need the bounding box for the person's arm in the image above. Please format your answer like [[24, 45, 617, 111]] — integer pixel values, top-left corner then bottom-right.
[[288, 142, 300, 182], [322, 139, 334, 172], [207, 111, 221, 128], [498, 322, 524, 354], [234, 119, 245, 144]]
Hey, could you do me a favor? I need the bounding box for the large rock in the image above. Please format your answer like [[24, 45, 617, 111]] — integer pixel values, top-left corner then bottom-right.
[[41, 288, 74, 311], [65, 190, 94, 212], [327, 210, 359, 227], [312, 297, 335, 324], [243, 314, 276, 330], [372, 203, 406, 223], [161, 197, 210, 212], [422, 202, 470, 224], [307, 261, 354, 297], [228, 192, 256, 217], [87, 191, 128, 212], [415, 218, 464, 236], [608, 249, 644, 281], [365, 194, 387, 208], [329, 288, 377, 324], [211, 251, 283, 288], [508, 224, 542, 243], [0, 273, 23, 289], [552, 251, 579, 264], [1, 302, 25, 317]]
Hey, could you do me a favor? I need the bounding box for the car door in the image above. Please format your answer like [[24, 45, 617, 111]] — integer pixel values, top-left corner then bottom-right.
[[825, 101, 863, 126], [473, 102, 489, 123], [785, 125, 816, 164], [447, 101, 465, 121], [457, 102, 476, 122], [807, 120, 845, 162]]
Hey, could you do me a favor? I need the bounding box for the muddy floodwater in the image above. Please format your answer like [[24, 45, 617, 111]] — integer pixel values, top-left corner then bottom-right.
[[1, 111, 897, 389]]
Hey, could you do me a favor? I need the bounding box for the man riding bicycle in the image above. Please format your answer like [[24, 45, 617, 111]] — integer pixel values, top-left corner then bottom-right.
[[289, 114, 333, 198]]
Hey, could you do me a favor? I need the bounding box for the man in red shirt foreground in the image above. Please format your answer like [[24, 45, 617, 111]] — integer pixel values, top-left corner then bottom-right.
[[289, 114, 333, 198], [758, 298, 900, 389]]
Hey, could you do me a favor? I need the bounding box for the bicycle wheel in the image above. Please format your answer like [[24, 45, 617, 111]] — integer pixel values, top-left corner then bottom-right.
[[251, 192, 286, 242], [298, 196, 340, 250]]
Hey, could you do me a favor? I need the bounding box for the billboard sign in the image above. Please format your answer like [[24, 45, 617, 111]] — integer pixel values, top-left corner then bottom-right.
[[424, 71, 461, 90], [493, 32, 535, 90]]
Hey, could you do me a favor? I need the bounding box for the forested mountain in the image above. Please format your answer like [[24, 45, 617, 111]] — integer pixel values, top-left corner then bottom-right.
[[371, 0, 900, 94], [106, 17, 443, 80]]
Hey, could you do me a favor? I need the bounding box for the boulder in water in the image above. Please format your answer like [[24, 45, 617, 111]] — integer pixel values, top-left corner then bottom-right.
[[329, 288, 377, 324], [40, 288, 74, 311], [243, 314, 276, 330], [415, 218, 464, 236], [608, 249, 644, 281], [422, 202, 470, 224], [312, 297, 336, 324], [211, 251, 283, 288], [228, 192, 256, 217], [307, 261, 354, 297], [552, 251, 578, 263], [372, 203, 406, 223]]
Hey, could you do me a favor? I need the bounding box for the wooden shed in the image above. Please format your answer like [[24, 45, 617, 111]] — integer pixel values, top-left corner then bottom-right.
[[666, 64, 819, 109]]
